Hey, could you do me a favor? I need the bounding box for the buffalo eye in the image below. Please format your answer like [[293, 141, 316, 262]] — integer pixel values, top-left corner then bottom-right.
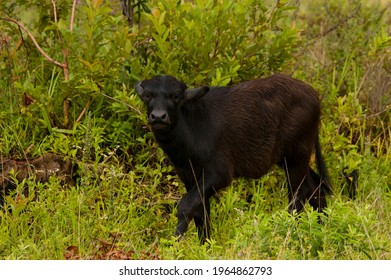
[[172, 93, 180, 103], [144, 92, 152, 102]]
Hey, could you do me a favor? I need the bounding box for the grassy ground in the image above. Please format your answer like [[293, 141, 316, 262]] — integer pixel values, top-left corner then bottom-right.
[[0, 0, 390, 259], [0, 151, 390, 259]]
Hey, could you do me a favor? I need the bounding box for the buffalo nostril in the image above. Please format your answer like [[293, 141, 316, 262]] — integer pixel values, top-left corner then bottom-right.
[[150, 111, 167, 122]]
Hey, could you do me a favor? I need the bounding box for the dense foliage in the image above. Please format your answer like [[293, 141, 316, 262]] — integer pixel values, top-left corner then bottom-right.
[[0, 0, 390, 259]]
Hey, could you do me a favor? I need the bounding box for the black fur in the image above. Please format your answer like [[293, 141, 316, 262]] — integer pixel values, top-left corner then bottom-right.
[[136, 74, 331, 243]]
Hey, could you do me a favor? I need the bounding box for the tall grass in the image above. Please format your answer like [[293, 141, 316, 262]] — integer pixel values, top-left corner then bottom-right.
[[1, 125, 390, 259]]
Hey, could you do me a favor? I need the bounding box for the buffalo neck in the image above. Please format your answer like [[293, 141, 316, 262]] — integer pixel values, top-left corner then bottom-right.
[[152, 101, 210, 167]]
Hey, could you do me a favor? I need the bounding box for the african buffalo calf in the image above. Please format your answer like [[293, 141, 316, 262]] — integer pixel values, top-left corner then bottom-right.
[[135, 74, 331, 243]]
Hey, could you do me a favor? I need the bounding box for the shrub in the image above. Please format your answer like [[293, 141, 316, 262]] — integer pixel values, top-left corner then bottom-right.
[[130, 0, 299, 86]]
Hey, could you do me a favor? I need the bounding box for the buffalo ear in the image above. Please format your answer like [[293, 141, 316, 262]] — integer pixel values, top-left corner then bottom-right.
[[184, 86, 210, 102], [135, 81, 144, 98]]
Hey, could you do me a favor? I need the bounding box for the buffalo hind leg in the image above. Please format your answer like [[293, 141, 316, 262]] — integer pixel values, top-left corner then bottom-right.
[[284, 160, 328, 214], [283, 160, 311, 214], [307, 168, 328, 212]]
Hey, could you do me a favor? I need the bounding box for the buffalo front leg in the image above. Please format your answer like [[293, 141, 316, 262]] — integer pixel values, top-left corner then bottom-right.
[[174, 162, 231, 242], [175, 186, 212, 243], [194, 197, 211, 243]]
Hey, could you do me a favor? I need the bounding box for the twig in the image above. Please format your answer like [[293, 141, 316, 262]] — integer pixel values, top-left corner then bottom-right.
[[2, 35, 17, 100], [100, 92, 142, 115], [50, 0, 58, 23], [16, 25, 30, 63], [292, 2, 362, 63], [267, 0, 281, 23], [70, 0, 78, 32], [1, 11, 74, 127], [75, 96, 92, 124], [0, 16, 66, 69], [364, 104, 391, 119], [62, 48, 69, 81], [313, 2, 361, 40], [63, 98, 71, 128]]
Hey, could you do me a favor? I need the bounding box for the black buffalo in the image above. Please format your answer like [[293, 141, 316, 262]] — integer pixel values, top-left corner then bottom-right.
[[135, 74, 331, 242]]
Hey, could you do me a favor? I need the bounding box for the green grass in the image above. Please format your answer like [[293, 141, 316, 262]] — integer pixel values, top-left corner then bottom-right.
[[0, 148, 390, 259]]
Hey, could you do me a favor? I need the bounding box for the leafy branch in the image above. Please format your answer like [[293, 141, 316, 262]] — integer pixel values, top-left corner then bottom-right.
[[0, 0, 86, 127], [0, 16, 68, 72]]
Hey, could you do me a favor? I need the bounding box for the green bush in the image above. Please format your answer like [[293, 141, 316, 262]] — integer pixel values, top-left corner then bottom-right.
[[1, 0, 299, 156], [131, 0, 299, 85]]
